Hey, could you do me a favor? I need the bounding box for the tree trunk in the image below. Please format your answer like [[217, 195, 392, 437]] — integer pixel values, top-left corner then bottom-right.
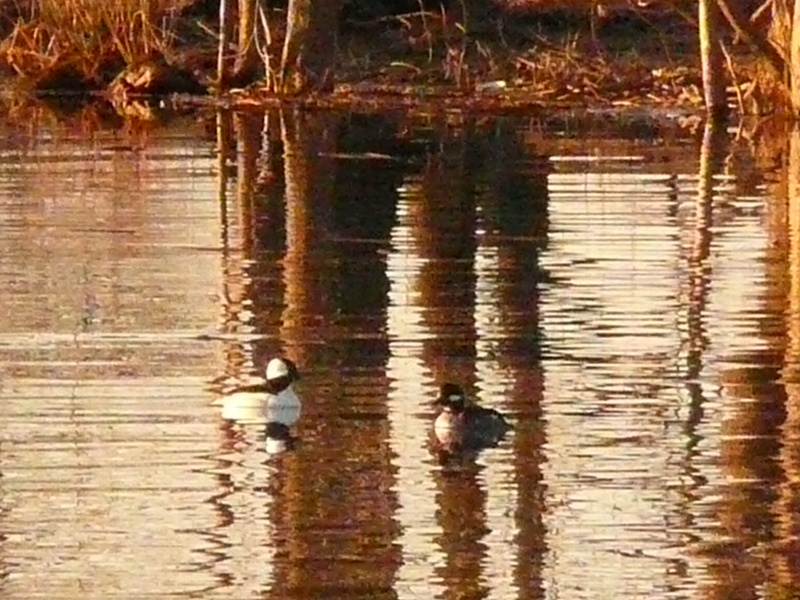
[[280, 0, 343, 93], [217, 0, 236, 90], [234, 0, 262, 85], [699, 0, 727, 119], [791, 0, 800, 113], [788, 125, 800, 381]]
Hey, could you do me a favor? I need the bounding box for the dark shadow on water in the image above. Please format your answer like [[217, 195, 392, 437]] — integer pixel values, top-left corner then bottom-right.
[[208, 108, 554, 600]]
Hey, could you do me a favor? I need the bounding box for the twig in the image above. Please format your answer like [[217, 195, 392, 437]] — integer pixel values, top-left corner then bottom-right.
[[256, 4, 275, 91], [715, 0, 785, 76], [416, 0, 432, 63], [750, 0, 773, 23], [720, 39, 744, 115]]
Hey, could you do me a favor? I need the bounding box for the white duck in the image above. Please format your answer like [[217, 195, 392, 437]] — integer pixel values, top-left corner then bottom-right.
[[216, 357, 301, 427]]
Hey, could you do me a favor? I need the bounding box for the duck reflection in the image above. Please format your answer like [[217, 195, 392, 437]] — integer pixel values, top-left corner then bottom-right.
[[262, 421, 299, 454], [433, 442, 491, 600]]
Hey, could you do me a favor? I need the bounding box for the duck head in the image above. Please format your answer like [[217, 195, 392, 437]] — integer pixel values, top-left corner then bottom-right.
[[435, 383, 467, 412], [266, 357, 300, 387]]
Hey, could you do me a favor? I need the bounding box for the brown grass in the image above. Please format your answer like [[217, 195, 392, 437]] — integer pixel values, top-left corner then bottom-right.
[[338, 6, 703, 109], [0, 0, 187, 86]]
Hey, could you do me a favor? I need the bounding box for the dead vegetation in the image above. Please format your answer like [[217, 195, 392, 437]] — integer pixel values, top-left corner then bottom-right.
[[0, 0, 196, 91], [337, 6, 703, 108], [0, 0, 771, 114]]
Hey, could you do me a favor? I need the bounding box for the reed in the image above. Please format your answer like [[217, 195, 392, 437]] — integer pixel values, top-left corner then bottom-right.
[[1, 0, 187, 84]]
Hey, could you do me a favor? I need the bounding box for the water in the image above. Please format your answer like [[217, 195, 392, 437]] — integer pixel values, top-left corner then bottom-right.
[[0, 107, 796, 599]]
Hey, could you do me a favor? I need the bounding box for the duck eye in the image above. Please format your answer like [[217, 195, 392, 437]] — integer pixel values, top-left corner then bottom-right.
[[449, 394, 462, 402]]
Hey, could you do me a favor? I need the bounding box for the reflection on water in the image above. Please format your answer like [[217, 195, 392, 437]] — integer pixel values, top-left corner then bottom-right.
[[0, 108, 799, 599]]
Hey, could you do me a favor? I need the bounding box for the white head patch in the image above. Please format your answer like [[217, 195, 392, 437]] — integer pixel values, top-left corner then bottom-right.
[[266, 358, 290, 381]]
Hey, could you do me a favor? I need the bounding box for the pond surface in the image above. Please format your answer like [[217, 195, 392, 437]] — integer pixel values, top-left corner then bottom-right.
[[0, 107, 797, 600]]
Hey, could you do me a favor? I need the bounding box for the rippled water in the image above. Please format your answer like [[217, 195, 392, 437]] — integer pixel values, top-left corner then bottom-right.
[[0, 109, 797, 599]]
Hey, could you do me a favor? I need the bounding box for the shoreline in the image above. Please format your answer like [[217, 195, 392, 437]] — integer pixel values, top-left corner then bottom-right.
[[0, 5, 711, 113]]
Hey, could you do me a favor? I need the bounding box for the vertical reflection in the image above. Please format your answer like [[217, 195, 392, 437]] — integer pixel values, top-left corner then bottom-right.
[[682, 121, 720, 384], [330, 113, 403, 596], [711, 120, 786, 598], [211, 109, 281, 597], [414, 122, 478, 387], [216, 108, 243, 367], [413, 123, 483, 600], [272, 110, 400, 599], [677, 121, 745, 597], [331, 114, 398, 378], [387, 121, 482, 599], [272, 107, 338, 598], [280, 108, 335, 366], [216, 110, 273, 394], [674, 120, 719, 546], [236, 112, 262, 254], [776, 125, 800, 595], [251, 109, 289, 340], [434, 460, 490, 599], [473, 125, 549, 600], [387, 179, 445, 600], [214, 110, 279, 392]]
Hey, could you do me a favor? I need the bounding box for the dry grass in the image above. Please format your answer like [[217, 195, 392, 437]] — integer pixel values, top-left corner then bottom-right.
[[0, 0, 188, 86], [338, 5, 703, 109]]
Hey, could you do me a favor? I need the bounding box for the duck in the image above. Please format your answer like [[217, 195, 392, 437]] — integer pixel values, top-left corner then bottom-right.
[[216, 357, 301, 427], [433, 383, 511, 449]]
